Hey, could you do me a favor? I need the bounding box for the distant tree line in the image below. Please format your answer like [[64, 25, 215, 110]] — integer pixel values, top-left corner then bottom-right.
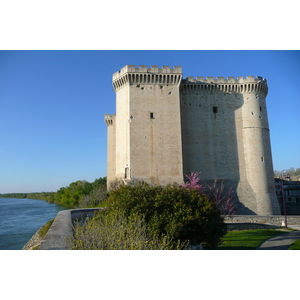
[[0, 192, 56, 201], [0, 177, 107, 208], [274, 168, 300, 178]]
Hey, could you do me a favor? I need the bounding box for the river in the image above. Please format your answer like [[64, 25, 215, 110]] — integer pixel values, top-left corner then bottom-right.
[[0, 198, 67, 250]]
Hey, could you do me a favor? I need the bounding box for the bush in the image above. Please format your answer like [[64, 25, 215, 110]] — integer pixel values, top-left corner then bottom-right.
[[78, 185, 108, 208], [71, 210, 188, 250], [102, 184, 227, 248]]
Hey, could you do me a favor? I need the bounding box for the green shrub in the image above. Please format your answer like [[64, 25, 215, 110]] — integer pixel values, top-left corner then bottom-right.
[[71, 210, 188, 250], [102, 184, 227, 248]]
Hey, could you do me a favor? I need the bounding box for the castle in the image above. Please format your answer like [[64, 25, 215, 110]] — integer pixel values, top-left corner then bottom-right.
[[105, 65, 281, 215]]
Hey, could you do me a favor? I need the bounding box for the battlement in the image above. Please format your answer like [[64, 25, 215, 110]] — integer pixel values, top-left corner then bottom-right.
[[104, 114, 115, 127], [113, 65, 182, 90], [183, 75, 267, 84], [182, 75, 268, 94], [113, 65, 182, 80], [112, 65, 268, 94]]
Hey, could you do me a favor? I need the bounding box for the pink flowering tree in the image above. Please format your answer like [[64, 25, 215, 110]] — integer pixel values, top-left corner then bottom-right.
[[205, 179, 236, 216], [181, 172, 204, 193], [181, 172, 236, 216]]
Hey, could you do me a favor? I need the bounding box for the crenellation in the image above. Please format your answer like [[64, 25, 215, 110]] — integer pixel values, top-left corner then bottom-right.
[[182, 75, 267, 85], [227, 77, 236, 83], [181, 75, 268, 95], [112, 65, 183, 89], [139, 65, 148, 72], [104, 114, 115, 127], [150, 65, 159, 72], [162, 66, 171, 72], [113, 65, 182, 79], [186, 76, 194, 81], [206, 76, 215, 82]]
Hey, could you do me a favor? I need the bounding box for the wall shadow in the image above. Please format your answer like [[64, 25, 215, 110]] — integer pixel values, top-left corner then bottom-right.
[[179, 80, 255, 214]]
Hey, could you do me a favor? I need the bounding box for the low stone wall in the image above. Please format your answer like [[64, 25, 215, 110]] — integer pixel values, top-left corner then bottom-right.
[[224, 215, 300, 227], [38, 208, 102, 250], [225, 223, 279, 231]]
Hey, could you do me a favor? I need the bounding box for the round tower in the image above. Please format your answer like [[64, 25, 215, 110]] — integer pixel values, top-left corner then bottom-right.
[[239, 76, 280, 215]]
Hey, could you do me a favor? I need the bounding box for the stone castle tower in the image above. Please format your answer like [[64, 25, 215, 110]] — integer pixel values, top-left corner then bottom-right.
[[105, 65, 280, 215]]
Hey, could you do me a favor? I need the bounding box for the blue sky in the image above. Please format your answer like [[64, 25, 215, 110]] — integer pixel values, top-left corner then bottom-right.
[[0, 50, 299, 193]]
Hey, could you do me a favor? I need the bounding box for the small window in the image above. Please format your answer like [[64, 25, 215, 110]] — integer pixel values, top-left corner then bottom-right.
[[150, 112, 154, 119], [261, 157, 264, 162], [125, 167, 129, 179], [213, 106, 218, 113]]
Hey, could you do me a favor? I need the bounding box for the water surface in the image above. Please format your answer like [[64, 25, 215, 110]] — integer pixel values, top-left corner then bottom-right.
[[0, 198, 66, 250]]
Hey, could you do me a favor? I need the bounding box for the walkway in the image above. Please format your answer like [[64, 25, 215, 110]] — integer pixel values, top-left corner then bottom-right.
[[256, 225, 300, 250]]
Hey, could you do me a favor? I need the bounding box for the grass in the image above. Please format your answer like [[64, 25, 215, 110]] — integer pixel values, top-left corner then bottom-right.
[[208, 229, 288, 250], [31, 218, 55, 250], [38, 218, 55, 239], [289, 239, 300, 250]]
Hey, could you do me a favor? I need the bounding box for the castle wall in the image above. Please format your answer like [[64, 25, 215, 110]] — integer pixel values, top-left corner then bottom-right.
[[180, 80, 243, 181], [114, 82, 130, 180], [129, 81, 183, 185], [180, 76, 280, 215]]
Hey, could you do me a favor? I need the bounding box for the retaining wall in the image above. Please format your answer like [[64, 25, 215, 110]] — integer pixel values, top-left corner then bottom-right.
[[224, 215, 300, 231], [224, 215, 300, 226], [39, 208, 102, 250]]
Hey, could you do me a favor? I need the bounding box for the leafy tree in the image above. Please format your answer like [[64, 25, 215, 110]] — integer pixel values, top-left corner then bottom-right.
[[0, 177, 107, 207], [274, 168, 300, 177]]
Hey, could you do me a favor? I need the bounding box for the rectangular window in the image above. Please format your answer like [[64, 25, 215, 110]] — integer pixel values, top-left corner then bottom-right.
[[213, 106, 218, 113], [125, 167, 129, 179], [150, 112, 154, 119]]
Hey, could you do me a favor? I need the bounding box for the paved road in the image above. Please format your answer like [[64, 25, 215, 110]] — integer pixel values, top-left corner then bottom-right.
[[256, 225, 300, 250]]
